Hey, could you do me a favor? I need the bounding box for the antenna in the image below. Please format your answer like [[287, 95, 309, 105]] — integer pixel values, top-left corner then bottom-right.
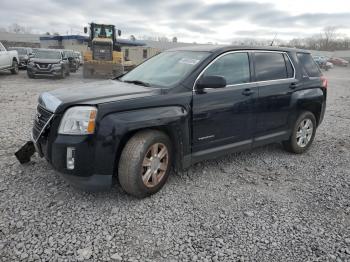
[[270, 33, 277, 46]]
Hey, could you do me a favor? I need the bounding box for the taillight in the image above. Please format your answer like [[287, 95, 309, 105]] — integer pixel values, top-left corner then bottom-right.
[[321, 76, 328, 89]]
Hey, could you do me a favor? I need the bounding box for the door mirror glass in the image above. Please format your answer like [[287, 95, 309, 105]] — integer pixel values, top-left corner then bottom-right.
[[196, 75, 226, 90]]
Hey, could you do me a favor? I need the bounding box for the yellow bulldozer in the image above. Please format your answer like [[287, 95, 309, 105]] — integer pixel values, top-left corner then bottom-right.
[[83, 23, 133, 78]]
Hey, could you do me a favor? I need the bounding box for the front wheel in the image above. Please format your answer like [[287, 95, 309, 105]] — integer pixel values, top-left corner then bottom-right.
[[118, 130, 172, 198], [27, 71, 34, 78], [10, 60, 19, 74], [283, 111, 317, 154], [59, 70, 65, 79]]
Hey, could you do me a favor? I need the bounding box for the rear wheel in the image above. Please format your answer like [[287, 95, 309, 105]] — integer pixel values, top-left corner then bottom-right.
[[118, 130, 172, 198], [10, 60, 19, 74], [283, 111, 316, 154]]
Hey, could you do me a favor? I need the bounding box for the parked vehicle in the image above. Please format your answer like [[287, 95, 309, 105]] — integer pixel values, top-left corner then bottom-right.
[[18, 46, 327, 198], [0, 42, 19, 74], [8, 47, 33, 69], [62, 50, 79, 72], [328, 57, 349, 67], [74, 51, 82, 66], [313, 56, 333, 71], [27, 49, 70, 79]]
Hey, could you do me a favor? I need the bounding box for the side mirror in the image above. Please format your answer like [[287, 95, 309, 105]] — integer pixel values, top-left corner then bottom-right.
[[117, 29, 121, 36], [196, 75, 227, 90], [84, 27, 87, 34]]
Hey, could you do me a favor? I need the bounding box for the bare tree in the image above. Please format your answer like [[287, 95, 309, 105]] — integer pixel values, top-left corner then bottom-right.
[[157, 36, 169, 42], [8, 23, 24, 33], [321, 26, 338, 50], [7, 23, 32, 34]]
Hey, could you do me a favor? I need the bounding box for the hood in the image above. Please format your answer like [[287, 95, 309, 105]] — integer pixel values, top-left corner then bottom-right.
[[39, 80, 159, 113], [31, 58, 61, 64]]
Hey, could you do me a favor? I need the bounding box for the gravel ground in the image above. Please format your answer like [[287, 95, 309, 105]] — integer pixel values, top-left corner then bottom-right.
[[0, 68, 349, 262]]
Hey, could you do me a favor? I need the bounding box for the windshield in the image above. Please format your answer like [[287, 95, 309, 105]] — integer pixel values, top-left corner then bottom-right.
[[120, 51, 209, 87], [34, 50, 62, 59], [9, 48, 27, 55], [93, 26, 114, 39]]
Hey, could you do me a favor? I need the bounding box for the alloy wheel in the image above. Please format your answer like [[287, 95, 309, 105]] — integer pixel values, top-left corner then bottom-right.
[[296, 118, 314, 148], [141, 143, 169, 188]]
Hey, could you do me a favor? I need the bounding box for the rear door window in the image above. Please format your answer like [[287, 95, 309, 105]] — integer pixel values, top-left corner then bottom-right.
[[254, 52, 288, 81], [202, 52, 251, 85], [297, 53, 321, 77]]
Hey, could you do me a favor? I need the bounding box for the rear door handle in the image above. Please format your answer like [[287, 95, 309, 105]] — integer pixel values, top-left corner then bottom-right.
[[242, 88, 254, 96], [290, 82, 299, 89]]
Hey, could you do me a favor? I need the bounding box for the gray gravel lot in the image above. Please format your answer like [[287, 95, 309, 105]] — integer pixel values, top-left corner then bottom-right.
[[0, 68, 349, 262]]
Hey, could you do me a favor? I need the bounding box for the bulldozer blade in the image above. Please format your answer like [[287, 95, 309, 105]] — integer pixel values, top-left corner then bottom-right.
[[83, 62, 124, 79]]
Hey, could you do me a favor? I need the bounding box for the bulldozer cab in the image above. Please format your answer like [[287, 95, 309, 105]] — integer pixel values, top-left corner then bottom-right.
[[91, 24, 114, 40], [83, 23, 124, 78]]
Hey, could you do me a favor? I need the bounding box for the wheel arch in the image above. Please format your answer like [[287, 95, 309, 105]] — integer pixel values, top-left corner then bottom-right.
[[292, 88, 325, 127], [299, 102, 322, 125], [95, 106, 190, 179], [114, 125, 183, 174]]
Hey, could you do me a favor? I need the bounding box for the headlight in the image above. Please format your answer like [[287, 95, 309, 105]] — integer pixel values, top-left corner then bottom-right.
[[52, 63, 62, 68], [58, 106, 97, 135]]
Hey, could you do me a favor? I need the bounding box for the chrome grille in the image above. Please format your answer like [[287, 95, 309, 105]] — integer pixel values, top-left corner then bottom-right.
[[36, 63, 51, 70], [32, 105, 53, 141]]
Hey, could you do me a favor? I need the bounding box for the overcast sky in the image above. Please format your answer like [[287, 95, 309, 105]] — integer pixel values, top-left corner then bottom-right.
[[1, 0, 350, 43]]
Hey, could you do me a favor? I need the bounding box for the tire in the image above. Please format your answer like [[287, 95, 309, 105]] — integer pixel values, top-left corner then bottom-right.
[[59, 70, 65, 79], [118, 130, 173, 198], [10, 60, 19, 74], [27, 71, 34, 78], [283, 111, 317, 154]]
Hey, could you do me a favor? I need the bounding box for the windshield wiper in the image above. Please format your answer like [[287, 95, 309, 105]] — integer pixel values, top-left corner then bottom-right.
[[123, 80, 151, 87]]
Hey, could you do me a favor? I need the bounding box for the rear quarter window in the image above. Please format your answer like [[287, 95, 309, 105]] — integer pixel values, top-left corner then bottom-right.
[[297, 53, 321, 77]]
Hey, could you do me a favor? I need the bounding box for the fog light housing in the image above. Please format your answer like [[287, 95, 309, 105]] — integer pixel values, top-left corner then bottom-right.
[[67, 147, 75, 170]]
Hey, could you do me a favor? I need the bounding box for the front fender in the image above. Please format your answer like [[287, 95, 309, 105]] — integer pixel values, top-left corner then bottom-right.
[[93, 106, 190, 176]]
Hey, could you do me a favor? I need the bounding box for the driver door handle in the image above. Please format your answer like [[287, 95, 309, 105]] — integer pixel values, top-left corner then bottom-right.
[[242, 88, 254, 96]]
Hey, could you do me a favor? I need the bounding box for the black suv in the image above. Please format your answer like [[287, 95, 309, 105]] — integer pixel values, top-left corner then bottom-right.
[[23, 46, 327, 198], [27, 49, 70, 79], [8, 47, 33, 69]]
